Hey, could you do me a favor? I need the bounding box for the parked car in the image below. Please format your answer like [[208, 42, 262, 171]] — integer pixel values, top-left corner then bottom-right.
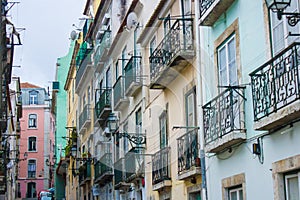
[[38, 190, 53, 200]]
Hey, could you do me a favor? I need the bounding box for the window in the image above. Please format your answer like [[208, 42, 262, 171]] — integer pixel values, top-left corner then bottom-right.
[[29, 91, 38, 105], [106, 67, 111, 88], [136, 108, 142, 139], [28, 137, 36, 151], [217, 34, 237, 87], [228, 186, 243, 200], [164, 14, 171, 36], [123, 122, 129, 154], [285, 172, 300, 200], [115, 61, 119, 81], [28, 160, 36, 178], [222, 173, 245, 200], [88, 86, 91, 104], [186, 88, 196, 127], [270, 1, 300, 55], [150, 37, 156, 56], [159, 110, 168, 149], [122, 46, 127, 71], [26, 182, 36, 198], [28, 114, 37, 128], [182, 0, 192, 16]]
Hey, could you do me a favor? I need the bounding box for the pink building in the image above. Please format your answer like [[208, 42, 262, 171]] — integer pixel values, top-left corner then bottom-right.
[[17, 83, 55, 199]]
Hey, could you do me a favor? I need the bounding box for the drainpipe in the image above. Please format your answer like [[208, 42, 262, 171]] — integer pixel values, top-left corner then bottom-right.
[[194, 1, 208, 200]]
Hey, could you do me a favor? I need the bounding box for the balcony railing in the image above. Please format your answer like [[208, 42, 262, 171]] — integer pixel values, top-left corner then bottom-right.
[[94, 31, 111, 71], [199, 0, 236, 26], [113, 76, 128, 110], [114, 158, 130, 190], [76, 50, 92, 89], [250, 43, 300, 130], [149, 18, 194, 89], [94, 153, 113, 184], [152, 147, 171, 185], [95, 89, 112, 125], [124, 56, 143, 96], [124, 148, 145, 182], [78, 104, 91, 133], [79, 161, 91, 186], [177, 129, 201, 179], [203, 87, 246, 152]]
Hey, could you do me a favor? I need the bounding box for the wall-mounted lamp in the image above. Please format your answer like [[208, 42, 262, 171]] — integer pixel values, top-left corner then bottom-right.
[[265, 0, 300, 26]]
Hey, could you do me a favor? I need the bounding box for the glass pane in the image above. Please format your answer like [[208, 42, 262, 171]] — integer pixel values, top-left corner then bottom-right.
[[230, 191, 238, 200], [218, 46, 227, 86], [239, 190, 243, 200], [273, 22, 284, 54], [287, 177, 300, 200]]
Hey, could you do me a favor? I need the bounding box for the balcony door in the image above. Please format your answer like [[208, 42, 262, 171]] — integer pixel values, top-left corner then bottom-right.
[[26, 182, 36, 198], [271, 0, 300, 55]]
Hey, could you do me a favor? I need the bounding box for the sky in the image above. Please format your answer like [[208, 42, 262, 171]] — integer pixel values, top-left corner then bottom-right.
[[10, 0, 86, 88]]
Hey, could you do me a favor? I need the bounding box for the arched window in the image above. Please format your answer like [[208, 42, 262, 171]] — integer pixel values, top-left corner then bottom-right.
[[28, 137, 36, 151], [28, 114, 37, 128]]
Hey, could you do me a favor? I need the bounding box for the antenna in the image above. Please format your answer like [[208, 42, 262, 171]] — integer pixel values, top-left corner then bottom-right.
[[126, 12, 138, 30]]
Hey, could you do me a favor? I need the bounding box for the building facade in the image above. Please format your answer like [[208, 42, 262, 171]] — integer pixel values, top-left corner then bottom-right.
[[58, 0, 300, 200], [18, 83, 55, 199]]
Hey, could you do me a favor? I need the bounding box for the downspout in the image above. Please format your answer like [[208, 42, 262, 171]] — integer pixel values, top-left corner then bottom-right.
[[194, 1, 208, 200]]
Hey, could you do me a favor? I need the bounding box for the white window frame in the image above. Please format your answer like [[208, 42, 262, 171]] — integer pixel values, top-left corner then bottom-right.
[[28, 137, 37, 152], [28, 114, 37, 128], [29, 91, 38, 105], [217, 34, 237, 88], [270, 1, 300, 55], [285, 172, 300, 200], [228, 186, 243, 200]]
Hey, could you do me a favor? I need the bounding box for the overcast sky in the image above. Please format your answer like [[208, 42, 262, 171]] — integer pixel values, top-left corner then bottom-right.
[[11, 0, 86, 88]]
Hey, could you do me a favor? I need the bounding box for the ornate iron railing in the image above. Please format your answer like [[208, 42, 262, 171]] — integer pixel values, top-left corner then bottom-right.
[[177, 129, 200, 175], [114, 158, 125, 187], [78, 104, 91, 131], [124, 56, 142, 90], [113, 76, 126, 107], [124, 148, 144, 181], [94, 153, 112, 179], [79, 161, 91, 184], [250, 42, 300, 121], [149, 18, 194, 81], [203, 87, 246, 145], [94, 31, 111, 66], [199, 0, 216, 18], [152, 147, 171, 185], [95, 89, 111, 118]]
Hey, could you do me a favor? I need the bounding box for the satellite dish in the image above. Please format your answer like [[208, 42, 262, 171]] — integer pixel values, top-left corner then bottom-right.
[[126, 12, 138, 30], [70, 30, 78, 40]]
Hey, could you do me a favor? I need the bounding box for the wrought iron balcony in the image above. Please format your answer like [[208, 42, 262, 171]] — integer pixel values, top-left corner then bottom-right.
[[79, 161, 91, 186], [94, 153, 113, 184], [177, 129, 201, 180], [199, 0, 236, 26], [124, 147, 145, 182], [95, 89, 112, 126], [94, 31, 111, 72], [78, 104, 91, 134], [149, 18, 195, 89], [124, 56, 143, 96], [152, 147, 171, 191], [75, 50, 93, 91], [114, 158, 130, 190], [113, 76, 129, 111], [250, 42, 300, 130], [203, 86, 246, 153]]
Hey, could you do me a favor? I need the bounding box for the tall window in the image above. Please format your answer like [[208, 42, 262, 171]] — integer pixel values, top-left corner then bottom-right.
[[122, 46, 127, 71], [28, 137, 36, 151], [28, 160, 36, 178], [106, 67, 111, 89], [182, 0, 192, 16], [186, 88, 196, 127], [150, 37, 156, 56], [285, 172, 300, 200], [271, 1, 300, 55], [26, 182, 36, 198], [28, 114, 37, 128], [217, 34, 237, 87], [159, 110, 168, 149], [29, 91, 38, 105], [164, 14, 171, 36], [123, 122, 129, 154], [228, 186, 243, 200]]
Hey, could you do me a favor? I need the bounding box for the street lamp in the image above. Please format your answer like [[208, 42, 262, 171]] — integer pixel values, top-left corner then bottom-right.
[[265, 0, 300, 26], [107, 113, 118, 133]]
